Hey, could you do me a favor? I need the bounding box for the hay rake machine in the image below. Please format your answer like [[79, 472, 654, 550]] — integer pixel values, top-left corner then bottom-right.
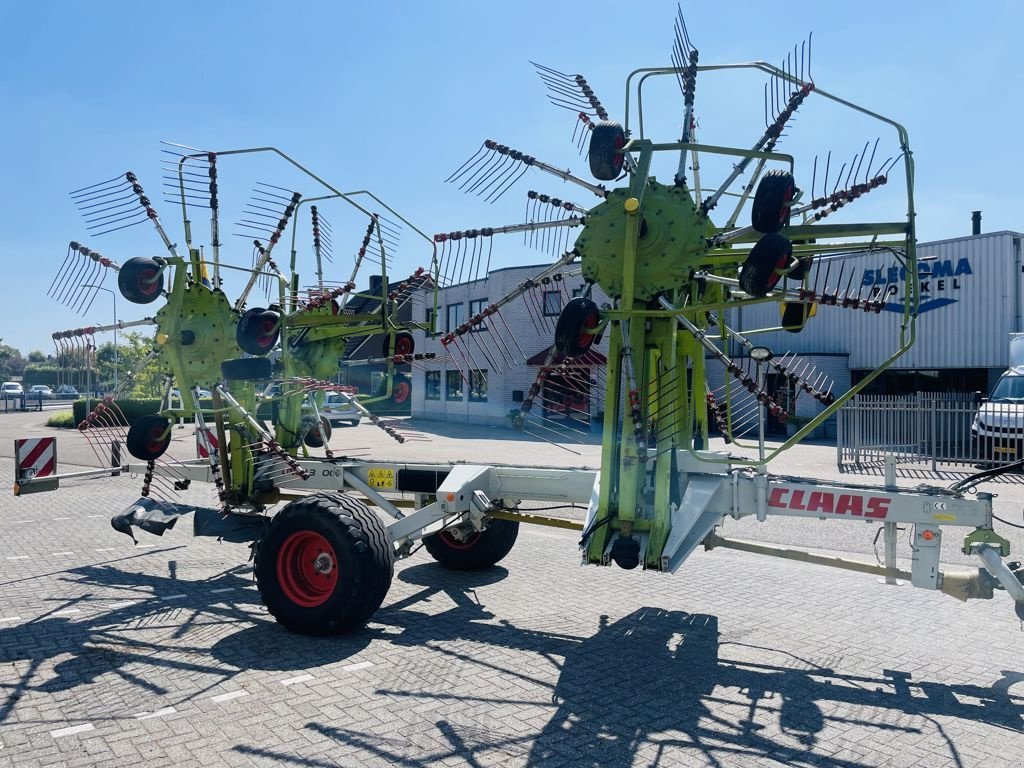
[[15, 8, 1024, 635]]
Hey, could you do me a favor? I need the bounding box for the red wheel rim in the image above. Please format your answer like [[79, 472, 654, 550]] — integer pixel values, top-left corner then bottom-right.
[[578, 311, 599, 350], [138, 268, 160, 296], [393, 381, 411, 404], [146, 426, 168, 455], [256, 317, 277, 349], [395, 334, 414, 357], [276, 531, 339, 608], [439, 530, 480, 550], [613, 134, 625, 171]]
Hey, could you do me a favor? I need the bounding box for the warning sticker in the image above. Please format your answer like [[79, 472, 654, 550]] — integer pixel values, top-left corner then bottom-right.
[[367, 468, 395, 490]]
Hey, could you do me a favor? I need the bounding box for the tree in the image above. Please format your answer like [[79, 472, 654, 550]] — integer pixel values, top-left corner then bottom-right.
[[0, 344, 25, 379], [27, 350, 46, 364]]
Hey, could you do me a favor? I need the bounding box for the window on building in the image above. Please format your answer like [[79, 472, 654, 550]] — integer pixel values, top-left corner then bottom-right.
[[446, 370, 464, 401], [469, 370, 488, 402], [543, 290, 563, 317], [469, 298, 487, 332], [425, 370, 441, 400], [447, 302, 464, 333]]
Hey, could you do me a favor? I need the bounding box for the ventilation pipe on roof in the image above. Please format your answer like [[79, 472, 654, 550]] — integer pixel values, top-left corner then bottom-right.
[[971, 210, 982, 236]]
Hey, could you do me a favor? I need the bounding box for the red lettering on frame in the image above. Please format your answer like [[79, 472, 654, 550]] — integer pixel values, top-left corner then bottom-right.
[[866, 497, 890, 519], [834, 495, 863, 516], [768, 488, 788, 508], [789, 490, 807, 511], [806, 491, 834, 514]]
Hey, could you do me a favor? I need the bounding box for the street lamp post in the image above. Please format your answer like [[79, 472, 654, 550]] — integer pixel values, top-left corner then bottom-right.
[[81, 284, 118, 392]]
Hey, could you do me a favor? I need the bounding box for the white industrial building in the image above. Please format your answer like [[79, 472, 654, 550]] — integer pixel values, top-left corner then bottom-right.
[[411, 229, 1024, 428]]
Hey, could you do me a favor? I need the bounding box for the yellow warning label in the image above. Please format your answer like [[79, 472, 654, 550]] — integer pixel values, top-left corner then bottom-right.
[[932, 513, 957, 522], [367, 468, 395, 490]]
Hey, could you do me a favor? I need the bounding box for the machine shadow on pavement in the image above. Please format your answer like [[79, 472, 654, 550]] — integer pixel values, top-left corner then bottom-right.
[[2, 558, 1021, 767], [247, 563, 1023, 768]]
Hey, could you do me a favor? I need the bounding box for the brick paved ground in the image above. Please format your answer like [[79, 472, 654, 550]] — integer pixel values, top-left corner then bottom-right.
[[1, 408, 1023, 766]]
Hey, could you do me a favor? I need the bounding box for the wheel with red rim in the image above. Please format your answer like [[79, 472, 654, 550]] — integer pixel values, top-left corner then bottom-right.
[[126, 414, 172, 460], [276, 531, 338, 608], [738, 233, 794, 298], [751, 170, 796, 234], [423, 517, 519, 570], [303, 415, 332, 448], [254, 493, 394, 634], [384, 332, 415, 358], [236, 307, 281, 356], [118, 257, 164, 304], [589, 121, 626, 181], [391, 374, 411, 405], [554, 297, 601, 358]]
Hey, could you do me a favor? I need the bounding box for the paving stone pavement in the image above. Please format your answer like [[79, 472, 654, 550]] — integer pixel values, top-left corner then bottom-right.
[[1, 448, 1022, 767]]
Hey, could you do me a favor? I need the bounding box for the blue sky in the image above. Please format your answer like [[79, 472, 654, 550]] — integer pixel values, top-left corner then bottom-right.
[[1, 0, 1021, 355]]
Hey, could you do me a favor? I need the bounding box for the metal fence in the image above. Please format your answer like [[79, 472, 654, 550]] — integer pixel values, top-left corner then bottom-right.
[[837, 392, 1024, 470]]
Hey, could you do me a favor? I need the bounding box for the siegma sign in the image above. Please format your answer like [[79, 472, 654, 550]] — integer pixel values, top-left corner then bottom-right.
[[861, 256, 973, 313]]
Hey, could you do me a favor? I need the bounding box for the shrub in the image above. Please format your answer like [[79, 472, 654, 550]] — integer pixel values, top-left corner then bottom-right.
[[73, 398, 163, 426], [46, 411, 76, 428]]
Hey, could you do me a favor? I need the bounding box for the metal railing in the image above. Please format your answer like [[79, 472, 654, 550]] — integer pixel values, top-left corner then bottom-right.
[[837, 392, 1024, 471]]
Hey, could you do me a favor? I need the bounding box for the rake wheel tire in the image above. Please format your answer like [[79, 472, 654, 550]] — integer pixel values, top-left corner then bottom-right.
[[588, 121, 626, 181], [787, 255, 814, 282], [554, 297, 601, 358], [221, 357, 273, 382], [391, 374, 411, 405], [384, 332, 415, 358], [236, 308, 281, 356], [739, 233, 794, 298], [423, 518, 519, 571], [254, 493, 394, 635], [303, 415, 332, 448], [751, 170, 795, 234], [126, 414, 172, 461], [118, 257, 164, 304]]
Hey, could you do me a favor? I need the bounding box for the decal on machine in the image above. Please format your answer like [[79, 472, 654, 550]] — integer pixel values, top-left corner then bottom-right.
[[768, 487, 890, 519]]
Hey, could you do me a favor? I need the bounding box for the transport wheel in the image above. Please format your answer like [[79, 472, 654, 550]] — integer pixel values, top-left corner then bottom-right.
[[384, 332, 415, 357], [221, 356, 273, 382], [118, 257, 164, 304], [126, 414, 172, 460], [254, 493, 394, 634], [588, 121, 626, 181], [751, 170, 795, 234], [236, 308, 281, 356], [392, 374, 411, 405], [423, 517, 519, 570], [554, 297, 601, 357], [303, 415, 332, 448], [786, 255, 814, 282], [739, 233, 794, 297]]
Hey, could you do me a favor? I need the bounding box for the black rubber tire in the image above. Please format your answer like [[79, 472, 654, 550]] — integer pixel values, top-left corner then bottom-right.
[[126, 414, 172, 461], [384, 332, 415, 358], [236, 308, 281, 356], [588, 121, 626, 181], [391, 374, 411, 405], [303, 415, 333, 448], [739, 233, 794, 297], [781, 301, 813, 333], [423, 517, 520, 570], [751, 170, 795, 234], [554, 297, 601, 357], [118, 257, 164, 304], [221, 357, 273, 382], [254, 493, 394, 635]]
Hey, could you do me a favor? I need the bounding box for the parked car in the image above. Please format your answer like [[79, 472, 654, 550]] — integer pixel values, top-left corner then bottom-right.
[[304, 388, 362, 426], [1, 381, 24, 400], [55, 384, 79, 398], [972, 333, 1024, 463], [170, 387, 212, 401], [29, 385, 54, 400]]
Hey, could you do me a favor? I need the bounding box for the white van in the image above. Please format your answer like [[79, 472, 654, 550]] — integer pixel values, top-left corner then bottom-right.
[[972, 334, 1024, 462]]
